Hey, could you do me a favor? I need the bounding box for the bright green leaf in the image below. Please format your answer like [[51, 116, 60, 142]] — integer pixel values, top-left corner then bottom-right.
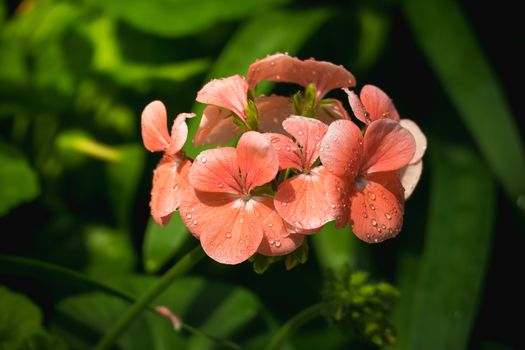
[[0, 142, 40, 216], [403, 0, 525, 203], [143, 215, 191, 273], [84, 0, 289, 37]]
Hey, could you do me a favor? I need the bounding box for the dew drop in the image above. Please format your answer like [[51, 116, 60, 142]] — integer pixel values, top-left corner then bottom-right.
[[275, 240, 282, 248], [186, 213, 192, 219], [285, 145, 291, 151], [374, 238, 379, 243], [381, 224, 387, 230], [369, 204, 376, 210], [282, 202, 287, 207], [200, 156, 207, 164], [371, 219, 377, 226], [191, 207, 195, 212], [362, 212, 368, 218], [192, 220, 198, 225], [331, 204, 336, 209], [226, 232, 231, 239], [367, 192, 376, 200], [239, 239, 244, 244], [268, 223, 273, 228], [385, 213, 391, 220], [269, 239, 275, 245], [298, 131, 303, 136], [218, 183, 223, 188]]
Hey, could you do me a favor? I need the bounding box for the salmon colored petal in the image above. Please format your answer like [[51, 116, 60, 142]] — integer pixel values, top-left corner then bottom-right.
[[359, 85, 400, 122], [274, 166, 339, 230], [237, 131, 279, 192], [256, 197, 305, 256], [282, 116, 327, 169], [317, 98, 350, 123], [256, 95, 293, 134], [189, 147, 242, 194], [196, 75, 248, 120], [247, 53, 356, 98], [398, 160, 423, 199], [362, 119, 415, 174], [323, 172, 352, 228], [141, 100, 171, 152], [320, 119, 363, 178], [350, 173, 404, 243], [180, 191, 264, 264], [193, 106, 242, 146], [265, 133, 303, 171], [168, 112, 195, 154], [399, 119, 427, 164], [345, 88, 369, 124], [150, 157, 191, 226]]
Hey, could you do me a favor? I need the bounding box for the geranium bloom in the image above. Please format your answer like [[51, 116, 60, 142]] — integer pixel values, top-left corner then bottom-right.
[[179, 131, 303, 264], [346, 84, 427, 198], [141, 101, 195, 226], [321, 119, 416, 243], [270, 116, 342, 230]]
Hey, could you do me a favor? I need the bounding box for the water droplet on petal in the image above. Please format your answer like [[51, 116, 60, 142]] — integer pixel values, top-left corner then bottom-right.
[[218, 183, 223, 188], [381, 224, 387, 230], [200, 156, 207, 164], [362, 212, 368, 218], [385, 213, 391, 220], [369, 204, 376, 210], [186, 214, 192, 219], [371, 219, 377, 226], [282, 202, 287, 207], [192, 220, 198, 225], [275, 240, 281, 248], [285, 145, 291, 151], [367, 192, 376, 200], [331, 204, 336, 209], [269, 239, 275, 245], [298, 131, 303, 136], [226, 232, 231, 238], [268, 223, 273, 228]]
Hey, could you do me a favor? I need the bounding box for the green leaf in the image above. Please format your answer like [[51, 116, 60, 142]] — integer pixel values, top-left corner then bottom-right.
[[403, 0, 525, 203], [0, 286, 43, 349], [84, 0, 289, 37], [355, 8, 390, 71], [312, 221, 357, 270], [401, 143, 495, 349], [143, 215, 191, 273], [0, 142, 40, 216], [185, 8, 332, 157]]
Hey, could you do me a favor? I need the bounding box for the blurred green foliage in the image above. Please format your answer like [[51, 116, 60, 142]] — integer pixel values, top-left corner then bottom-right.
[[1, 0, 523, 349]]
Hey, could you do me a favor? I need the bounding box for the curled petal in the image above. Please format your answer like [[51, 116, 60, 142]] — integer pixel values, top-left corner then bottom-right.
[[265, 133, 302, 171], [257, 197, 305, 256], [196, 75, 248, 120], [237, 131, 279, 192], [274, 167, 339, 230], [247, 53, 356, 98], [141, 100, 171, 152], [150, 157, 191, 226], [256, 95, 293, 134], [399, 119, 427, 164], [359, 85, 400, 122], [190, 147, 242, 194], [320, 119, 363, 179], [180, 192, 264, 264], [398, 160, 423, 199], [346, 88, 369, 124], [282, 116, 327, 169], [362, 119, 415, 174], [193, 106, 242, 146], [317, 98, 350, 123], [350, 173, 404, 243], [169, 112, 195, 154]]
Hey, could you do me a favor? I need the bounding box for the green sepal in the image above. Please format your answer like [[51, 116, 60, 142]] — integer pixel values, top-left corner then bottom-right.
[[292, 91, 303, 115], [303, 83, 318, 117], [250, 254, 278, 274], [284, 239, 309, 270], [245, 100, 259, 130]]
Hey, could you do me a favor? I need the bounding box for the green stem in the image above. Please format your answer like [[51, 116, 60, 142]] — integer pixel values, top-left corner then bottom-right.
[[94, 246, 206, 350], [264, 303, 324, 350]]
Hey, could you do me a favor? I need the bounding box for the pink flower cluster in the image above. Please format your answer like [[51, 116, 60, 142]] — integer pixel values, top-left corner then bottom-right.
[[141, 54, 427, 265]]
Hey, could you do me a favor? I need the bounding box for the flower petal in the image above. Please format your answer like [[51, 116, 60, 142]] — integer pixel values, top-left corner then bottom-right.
[[362, 119, 415, 174], [359, 85, 400, 122], [247, 53, 356, 98], [189, 147, 242, 194], [349, 173, 404, 243], [180, 192, 264, 264], [320, 119, 363, 178], [398, 160, 423, 199], [265, 133, 303, 171], [399, 119, 427, 164], [256, 95, 293, 134], [168, 112, 195, 154], [282, 116, 327, 169], [317, 98, 350, 123], [345, 88, 369, 124], [150, 157, 191, 226], [141, 100, 171, 153], [193, 106, 241, 146], [196, 75, 248, 120], [274, 167, 339, 230], [256, 197, 305, 256], [237, 131, 279, 192]]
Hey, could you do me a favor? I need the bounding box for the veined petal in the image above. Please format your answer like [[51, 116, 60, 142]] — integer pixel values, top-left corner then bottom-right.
[[345, 88, 369, 124], [168, 112, 195, 155], [399, 119, 427, 164], [237, 131, 279, 192], [349, 172, 404, 243], [265, 133, 303, 171], [247, 53, 356, 98], [317, 98, 350, 123], [180, 192, 264, 264], [256, 95, 293, 134], [150, 157, 191, 226], [362, 119, 415, 174], [196, 75, 248, 120], [320, 119, 363, 178], [189, 148, 242, 194], [193, 106, 242, 146], [398, 160, 423, 199], [141, 100, 171, 152], [359, 85, 400, 122], [323, 172, 352, 228], [282, 116, 327, 169], [274, 166, 339, 230], [256, 197, 305, 256]]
